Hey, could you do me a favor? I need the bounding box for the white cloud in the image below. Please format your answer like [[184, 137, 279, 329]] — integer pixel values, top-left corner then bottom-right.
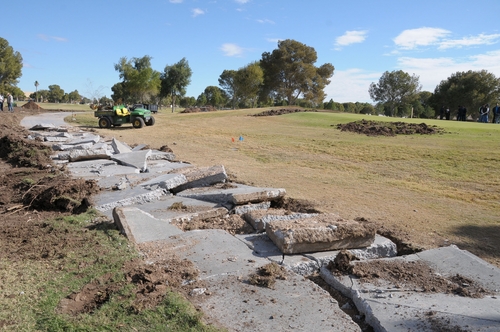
[[438, 33, 500, 49], [257, 18, 275, 24], [266, 38, 282, 43], [37, 34, 67, 42], [324, 68, 381, 103], [169, 0, 183, 3], [192, 8, 205, 17], [335, 30, 368, 48], [235, 0, 250, 3], [398, 50, 500, 92], [221, 43, 244, 57], [394, 27, 450, 50]]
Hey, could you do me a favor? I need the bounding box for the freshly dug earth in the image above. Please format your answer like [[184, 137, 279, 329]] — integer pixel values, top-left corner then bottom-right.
[[252, 108, 317, 116], [0, 108, 210, 324], [335, 119, 445, 136], [328, 250, 490, 298], [56, 258, 205, 315], [181, 105, 218, 113], [21, 100, 44, 110]]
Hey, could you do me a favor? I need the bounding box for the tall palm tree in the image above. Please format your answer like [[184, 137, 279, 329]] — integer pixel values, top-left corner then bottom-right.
[[34, 81, 39, 102]]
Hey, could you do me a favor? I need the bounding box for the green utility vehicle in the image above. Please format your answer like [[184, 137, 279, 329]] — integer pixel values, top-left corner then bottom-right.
[[94, 105, 155, 129]]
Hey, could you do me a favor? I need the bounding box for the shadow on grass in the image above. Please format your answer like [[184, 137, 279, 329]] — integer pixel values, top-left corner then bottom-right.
[[450, 224, 500, 262]]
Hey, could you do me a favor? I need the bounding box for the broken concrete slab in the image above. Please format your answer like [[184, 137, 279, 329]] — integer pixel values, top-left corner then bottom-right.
[[138, 229, 359, 331], [44, 136, 71, 143], [233, 201, 271, 215], [132, 144, 147, 151], [124, 195, 229, 223], [113, 207, 183, 244], [94, 187, 169, 212], [320, 245, 500, 332], [29, 123, 57, 130], [148, 150, 176, 161], [140, 173, 188, 190], [236, 233, 321, 276], [146, 160, 192, 173], [65, 133, 101, 145], [236, 233, 396, 276], [111, 138, 132, 154], [176, 183, 286, 209], [243, 209, 319, 232], [56, 148, 112, 162], [90, 142, 110, 151], [111, 149, 151, 172], [52, 142, 94, 151], [171, 165, 227, 193], [266, 214, 376, 254], [304, 234, 398, 267]]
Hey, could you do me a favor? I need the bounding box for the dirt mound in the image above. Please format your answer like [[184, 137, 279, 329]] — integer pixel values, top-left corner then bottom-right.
[[56, 257, 203, 315], [328, 257, 490, 298], [21, 100, 43, 110], [181, 106, 218, 113], [252, 108, 317, 116], [0, 133, 52, 169], [248, 262, 288, 289], [172, 213, 254, 235], [335, 119, 444, 136]]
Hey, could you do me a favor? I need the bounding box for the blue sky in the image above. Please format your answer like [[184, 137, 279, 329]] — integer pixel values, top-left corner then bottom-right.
[[5, 0, 500, 103]]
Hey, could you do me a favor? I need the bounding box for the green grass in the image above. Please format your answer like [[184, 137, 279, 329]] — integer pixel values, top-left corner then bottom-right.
[[0, 210, 221, 332]]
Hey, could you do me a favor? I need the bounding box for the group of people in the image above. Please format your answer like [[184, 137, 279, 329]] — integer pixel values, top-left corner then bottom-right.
[[479, 103, 500, 123], [440, 103, 500, 123], [0, 93, 14, 112]]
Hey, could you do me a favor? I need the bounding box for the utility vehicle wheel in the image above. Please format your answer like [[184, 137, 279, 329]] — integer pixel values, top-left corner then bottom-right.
[[133, 117, 145, 128], [98, 117, 111, 128], [146, 116, 155, 126]]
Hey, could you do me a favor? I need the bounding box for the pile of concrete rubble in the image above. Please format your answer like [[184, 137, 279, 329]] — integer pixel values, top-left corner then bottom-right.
[[26, 121, 500, 332]]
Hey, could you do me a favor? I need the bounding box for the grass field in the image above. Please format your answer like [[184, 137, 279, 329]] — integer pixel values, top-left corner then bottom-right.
[[70, 107, 500, 267]]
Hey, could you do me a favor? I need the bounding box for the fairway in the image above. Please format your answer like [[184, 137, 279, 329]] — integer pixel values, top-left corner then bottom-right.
[[75, 108, 500, 267]]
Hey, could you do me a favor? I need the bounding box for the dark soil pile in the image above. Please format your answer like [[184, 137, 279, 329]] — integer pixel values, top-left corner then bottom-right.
[[327, 253, 490, 298], [252, 108, 317, 116], [335, 119, 444, 136], [181, 106, 217, 113], [248, 262, 288, 289], [21, 100, 43, 110]]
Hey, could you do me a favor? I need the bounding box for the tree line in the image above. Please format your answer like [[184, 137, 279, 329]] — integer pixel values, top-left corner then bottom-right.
[[2, 35, 500, 118], [110, 39, 334, 111]]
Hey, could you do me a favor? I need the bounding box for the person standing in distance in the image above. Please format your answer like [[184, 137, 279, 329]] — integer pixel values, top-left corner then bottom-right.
[[7, 93, 13, 112], [492, 103, 500, 124], [0, 93, 4, 111]]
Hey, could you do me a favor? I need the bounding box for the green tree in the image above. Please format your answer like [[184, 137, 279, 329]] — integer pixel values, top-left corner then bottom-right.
[[180, 96, 196, 108], [35, 89, 49, 102], [429, 70, 500, 120], [203, 86, 227, 108], [0, 38, 23, 89], [111, 82, 128, 104], [114, 55, 160, 103], [260, 39, 334, 105], [48, 84, 65, 103], [369, 70, 422, 117], [218, 69, 238, 109], [67, 90, 81, 103], [161, 57, 192, 113], [235, 62, 264, 108], [196, 93, 207, 106], [343, 102, 356, 113]]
